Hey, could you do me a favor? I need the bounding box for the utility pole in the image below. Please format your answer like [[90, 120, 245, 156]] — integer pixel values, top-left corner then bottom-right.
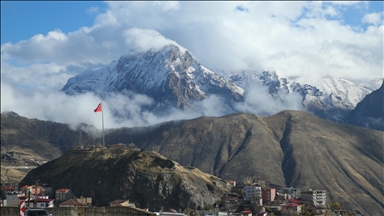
[[34, 180, 38, 208], [27, 188, 31, 208]]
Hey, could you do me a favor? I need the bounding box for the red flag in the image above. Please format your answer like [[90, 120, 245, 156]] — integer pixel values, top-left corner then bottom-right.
[[94, 102, 102, 113]]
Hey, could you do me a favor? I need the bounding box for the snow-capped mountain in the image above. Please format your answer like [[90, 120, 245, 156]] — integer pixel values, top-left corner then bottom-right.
[[62, 43, 382, 125], [226, 70, 382, 122], [62, 44, 244, 113]]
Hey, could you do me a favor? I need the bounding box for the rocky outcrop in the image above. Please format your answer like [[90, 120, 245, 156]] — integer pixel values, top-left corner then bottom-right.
[[19, 148, 231, 211]]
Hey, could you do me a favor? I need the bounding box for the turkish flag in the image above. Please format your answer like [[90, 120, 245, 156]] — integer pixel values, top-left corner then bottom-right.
[[94, 102, 102, 113]]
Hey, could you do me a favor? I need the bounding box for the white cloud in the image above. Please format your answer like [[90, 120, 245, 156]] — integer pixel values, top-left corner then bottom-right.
[[235, 84, 304, 116], [362, 12, 383, 26], [1, 1, 383, 126]]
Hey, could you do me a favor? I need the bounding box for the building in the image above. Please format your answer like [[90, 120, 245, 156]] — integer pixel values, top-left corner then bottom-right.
[[109, 199, 134, 207], [27, 198, 55, 208], [261, 188, 276, 203], [20, 185, 44, 196], [55, 188, 72, 204], [283, 203, 302, 215], [228, 180, 236, 187], [284, 187, 301, 199], [244, 185, 262, 200], [301, 190, 326, 207]]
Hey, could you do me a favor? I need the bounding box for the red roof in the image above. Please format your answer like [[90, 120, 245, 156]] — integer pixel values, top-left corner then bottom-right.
[[225, 197, 238, 201], [56, 188, 70, 192], [241, 210, 252, 214], [285, 203, 301, 207], [29, 198, 54, 203], [2, 186, 15, 191], [287, 198, 303, 203], [20, 185, 31, 189]]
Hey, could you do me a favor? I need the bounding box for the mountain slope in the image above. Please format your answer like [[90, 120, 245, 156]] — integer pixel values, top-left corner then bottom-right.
[[19, 148, 231, 210], [1, 111, 99, 160], [345, 81, 384, 131], [104, 111, 383, 215], [2, 111, 383, 214]]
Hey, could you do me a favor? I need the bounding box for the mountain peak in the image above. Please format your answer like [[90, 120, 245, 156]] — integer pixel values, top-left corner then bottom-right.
[[62, 44, 244, 112]]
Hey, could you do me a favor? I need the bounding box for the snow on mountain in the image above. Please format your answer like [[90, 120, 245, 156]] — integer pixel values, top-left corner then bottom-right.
[[227, 70, 381, 122], [62, 43, 381, 123], [62, 44, 244, 112]]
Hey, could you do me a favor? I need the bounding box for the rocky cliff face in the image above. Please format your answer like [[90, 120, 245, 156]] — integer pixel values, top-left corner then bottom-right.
[[19, 148, 231, 211]]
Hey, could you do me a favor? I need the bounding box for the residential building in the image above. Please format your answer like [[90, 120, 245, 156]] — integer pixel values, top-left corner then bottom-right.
[[20, 185, 44, 196], [301, 190, 326, 207], [283, 187, 301, 199], [244, 185, 261, 200], [261, 188, 276, 203], [55, 188, 72, 204], [228, 180, 236, 187], [20, 197, 55, 208]]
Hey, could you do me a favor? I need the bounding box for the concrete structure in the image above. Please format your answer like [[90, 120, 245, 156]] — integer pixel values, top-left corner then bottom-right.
[[244, 185, 261, 200], [301, 190, 326, 207]]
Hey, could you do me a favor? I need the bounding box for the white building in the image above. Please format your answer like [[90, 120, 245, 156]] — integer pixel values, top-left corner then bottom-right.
[[244, 185, 262, 200], [283, 187, 301, 199], [301, 189, 326, 207]]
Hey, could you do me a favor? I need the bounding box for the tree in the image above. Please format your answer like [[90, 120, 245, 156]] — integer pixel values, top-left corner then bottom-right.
[[330, 202, 341, 210]]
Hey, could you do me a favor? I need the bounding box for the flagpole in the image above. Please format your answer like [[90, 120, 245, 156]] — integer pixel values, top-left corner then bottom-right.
[[102, 101, 105, 147]]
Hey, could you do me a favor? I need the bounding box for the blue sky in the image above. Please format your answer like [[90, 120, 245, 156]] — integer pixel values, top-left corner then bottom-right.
[[1, 1, 383, 44], [1, 1, 383, 127], [1, 1, 107, 44]]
